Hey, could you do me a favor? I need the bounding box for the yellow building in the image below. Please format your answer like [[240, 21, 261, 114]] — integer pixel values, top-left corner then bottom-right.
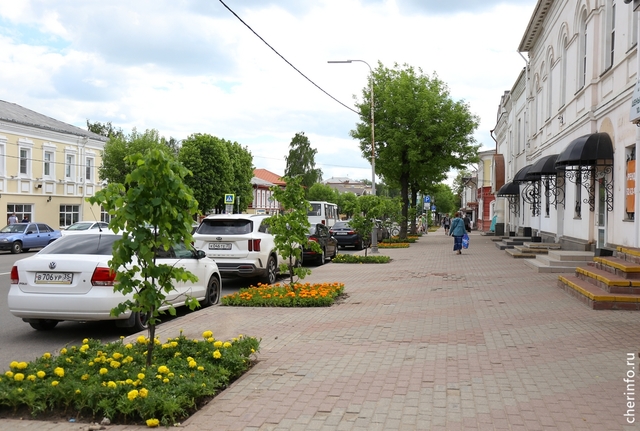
[[0, 100, 108, 229]]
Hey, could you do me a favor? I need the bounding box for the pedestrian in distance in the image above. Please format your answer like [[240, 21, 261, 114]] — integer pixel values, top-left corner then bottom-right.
[[443, 215, 450, 235], [8, 212, 18, 225], [463, 214, 472, 232], [21, 216, 29, 223], [449, 211, 466, 255]]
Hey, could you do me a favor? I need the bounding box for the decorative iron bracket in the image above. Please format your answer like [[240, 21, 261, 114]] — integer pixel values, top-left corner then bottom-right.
[[561, 165, 613, 212]]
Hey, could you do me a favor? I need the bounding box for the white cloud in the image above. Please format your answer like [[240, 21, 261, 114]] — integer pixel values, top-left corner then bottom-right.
[[0, 0, 536, 182]]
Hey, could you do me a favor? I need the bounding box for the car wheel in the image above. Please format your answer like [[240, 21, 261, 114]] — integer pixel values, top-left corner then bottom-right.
[[262, 255, 277, 284], [11, 241, 22, 254], [29, 319, 59, 331], [357, 240, 364, 251], [131, 311, 150, 332], [317, 248, 325, 265], [202, 276, 221, 307]]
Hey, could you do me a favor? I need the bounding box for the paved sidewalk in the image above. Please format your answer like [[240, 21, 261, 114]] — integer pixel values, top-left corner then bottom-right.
[[2, 230, 639, 430]]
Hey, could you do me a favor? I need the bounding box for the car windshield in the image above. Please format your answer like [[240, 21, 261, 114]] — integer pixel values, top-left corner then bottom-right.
[[308, 226, 318, 235], [197, 219, 253, 235], [66, 222, 94, 231], [39, 234, 120, 255], [307, 203, 321, 216], [0, 224, 27, 233], [332, 222, 349, 229]]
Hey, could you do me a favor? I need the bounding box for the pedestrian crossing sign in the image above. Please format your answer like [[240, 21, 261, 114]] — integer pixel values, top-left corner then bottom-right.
[[225, 194, 235, 204]]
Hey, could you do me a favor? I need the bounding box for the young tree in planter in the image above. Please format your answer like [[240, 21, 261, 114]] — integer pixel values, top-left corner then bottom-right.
[[268, 176, 321, 286], [88, 148, 200, 366], [349, 195, 383, 257]]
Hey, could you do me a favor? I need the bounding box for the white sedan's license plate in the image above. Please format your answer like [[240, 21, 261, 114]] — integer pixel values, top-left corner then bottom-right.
[[209, 243, 232, 250], [35, 272, 73, 284]]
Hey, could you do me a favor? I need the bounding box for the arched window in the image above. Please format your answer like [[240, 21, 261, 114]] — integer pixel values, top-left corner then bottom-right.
[[605, 0, 616, 70], [560, 35, 568, 107], [579, 11, 588, 89]]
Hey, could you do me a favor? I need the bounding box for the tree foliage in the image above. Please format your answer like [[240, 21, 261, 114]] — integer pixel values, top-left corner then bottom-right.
[[350, 63, 479, 238], [87, 120, 125, 140], [87, 149, 200, 366], [284, 132, 323, 193], [99, 128, 175, 186], [307, 183, 339, 203], [267, 176, 320, 286], [349, 195, 383, 257]]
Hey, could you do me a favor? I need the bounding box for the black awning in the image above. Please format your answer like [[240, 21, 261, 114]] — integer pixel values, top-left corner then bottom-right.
[[513, 164, 533, 183], [555, 132, 613, 168], [496, 181, 519, 196], [525, 154, 559, 180]]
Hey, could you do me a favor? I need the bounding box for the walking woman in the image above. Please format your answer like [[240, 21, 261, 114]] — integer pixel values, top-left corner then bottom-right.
[[443, 215, 450, 235], [449, 212, 466, 255]]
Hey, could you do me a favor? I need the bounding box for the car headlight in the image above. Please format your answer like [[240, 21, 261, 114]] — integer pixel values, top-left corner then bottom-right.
[[0, 238, 8, 242]]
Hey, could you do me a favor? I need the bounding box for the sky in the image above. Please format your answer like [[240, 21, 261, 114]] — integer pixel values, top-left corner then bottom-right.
[[0, 0, 537, 185]]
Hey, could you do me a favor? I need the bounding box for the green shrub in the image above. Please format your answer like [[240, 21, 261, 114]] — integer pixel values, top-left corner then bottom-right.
[[332, 254, 391, 264]]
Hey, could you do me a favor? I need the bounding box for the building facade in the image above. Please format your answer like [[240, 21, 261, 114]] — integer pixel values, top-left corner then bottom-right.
[[494, 0, 640, 251], [0, 100, 108, 229]]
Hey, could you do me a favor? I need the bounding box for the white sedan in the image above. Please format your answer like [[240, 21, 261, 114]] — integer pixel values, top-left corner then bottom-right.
[[60, 221, 110, 236], [8, 233, 222, 332]]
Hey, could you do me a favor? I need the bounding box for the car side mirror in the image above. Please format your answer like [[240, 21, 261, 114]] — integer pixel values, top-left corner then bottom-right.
[[26, 231, 33, 235], [196, 249, 206, 259]]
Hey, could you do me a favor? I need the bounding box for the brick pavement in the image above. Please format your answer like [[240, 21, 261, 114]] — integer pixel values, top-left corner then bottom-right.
[[2, 230, 639, 430]]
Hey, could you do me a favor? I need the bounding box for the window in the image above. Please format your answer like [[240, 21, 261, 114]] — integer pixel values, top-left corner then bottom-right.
[[44, 151, 53, 177], [607, 0, 616, 69], [65, 154, 75, 180], [546, 57, 553, 120], [560, 36, 567, 107], [100, 206, 111, 223], [575, 175, 582, 219], [0, 138, 5, 177], [19, 148, 30, 175], [7, 204, 33, 223], [85, 157, 94, 182], [59, 205, 80, 228], [579, 12, 588, 89]]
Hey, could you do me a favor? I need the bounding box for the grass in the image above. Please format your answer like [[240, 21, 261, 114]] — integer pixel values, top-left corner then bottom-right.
[[221, 282, 345, 307], [0, 332, 259, 427], [332, 254, 391, 264]]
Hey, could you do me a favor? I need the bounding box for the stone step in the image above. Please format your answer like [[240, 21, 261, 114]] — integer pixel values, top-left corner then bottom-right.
[[521, 242, 562, 250], [592, 256, 640, 279], [575, 265, 640, 294], [547, 250, 594, 261], [494, 241, 512, 250], [557, 275, 640, 310], [505, 248, 538, 258], [514, 245, 550, 254], [523, 259, 580, 273]]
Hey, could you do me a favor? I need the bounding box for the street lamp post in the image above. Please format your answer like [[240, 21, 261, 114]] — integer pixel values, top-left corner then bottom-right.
[[328, 59, 378, 253]]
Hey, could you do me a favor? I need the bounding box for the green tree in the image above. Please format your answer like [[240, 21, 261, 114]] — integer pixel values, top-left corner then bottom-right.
[[336, 192, 358, 219], [307, 183, 339, 203], [87, 149, 200, 366], [226, 141, 255, 213], [349, 195, 382, 257], [179, 134, 234, 215], [428, 183, 456, 217], [350, 63, 479, 238], [87, 120, 124, 139], [284, 132, 323, 193], [267, 176, 320, 286], [99, 128, 174, 186]]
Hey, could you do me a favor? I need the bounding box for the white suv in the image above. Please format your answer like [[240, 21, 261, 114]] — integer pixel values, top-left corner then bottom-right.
[[193, 214, 285, 284]]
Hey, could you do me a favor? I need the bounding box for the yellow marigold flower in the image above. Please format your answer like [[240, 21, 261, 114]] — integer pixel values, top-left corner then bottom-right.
[[161, 343, 171, 349], [125, 378, 133, 384], [197, 366, 204, 371], [5, 371, 14, 378], [170, 341, 178, 348], [75, 389, 81, 394], [146, 418, 160, 427], [82, 338, 89, 344], [37, 371, 46, 378], [107, 381, 117, 389], [138, 373, 145, 380], [213, 350, 221, 359], [27, 375, 36, 382], [9, 361, 18, 369], [14, 373, 24, 381], [125, 343, 133, 349], [65, 358, 72, 363], [79, 344, 89, 352], [60, 348, 67, 355], [51, 381, 59, 386], [238, 334, 244, 338], [94, 357, 102, 363], [139, 388, 148, 398], [54, 367, 65, 377], [188, 360, 197, 368], [17, 362, 28, 370], [81, 374, 89, 381], [157, 365, 169, 374], [128, 389, 139, 400], [163, 378, 169, 383], [213, 341, 223, 348], [153, 338, 160, 345], [137, 336, 147, 344], [156, 374, 162, 379], [42, 352, 51, 359], [168, 372, 174, 378], [207, 337, 214, 343], [187, 356, 194, 361], [251, 348, 255, 353], [202, 330, 213, 339], [99, 368, 108, 375], [112, 352, 123, 360], [223, 342, 232, 348], [174, 352, 181, 357], [110, 361, 121, 369]]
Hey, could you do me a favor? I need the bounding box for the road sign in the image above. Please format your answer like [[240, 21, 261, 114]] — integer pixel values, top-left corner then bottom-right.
[[224, 194, 235, 205], [431, 205, 436, 211], [424, 195, 431, 203]]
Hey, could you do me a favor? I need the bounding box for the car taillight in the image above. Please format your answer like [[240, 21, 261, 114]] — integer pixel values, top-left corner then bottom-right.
[[348, 230, 355, 235], [10, 266, 18, 284], [248, 239, 261, 252], [308, 237, 318, 243], [329, 230, 334, 235], [91, 267, 116, 286]]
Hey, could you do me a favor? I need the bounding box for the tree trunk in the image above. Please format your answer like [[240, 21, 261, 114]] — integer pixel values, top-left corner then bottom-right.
[[400, 174, 410, 239], [410, 188, 418, 235], [146, 314, 156, 367]]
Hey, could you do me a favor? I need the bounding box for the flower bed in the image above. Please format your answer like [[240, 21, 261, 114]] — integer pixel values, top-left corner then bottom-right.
[[383, 236, 417, 243], [377, 242, 410, 248], [332, 254, 391, 264], [221, 282, 345, 307], [0, 332, 260, 427]]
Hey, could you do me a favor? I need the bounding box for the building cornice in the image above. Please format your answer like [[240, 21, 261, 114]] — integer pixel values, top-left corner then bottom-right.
[[518, 0, 553, 53]]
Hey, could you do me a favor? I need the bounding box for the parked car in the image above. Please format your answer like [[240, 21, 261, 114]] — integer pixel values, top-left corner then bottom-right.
[[0, 223, 62, 254], [193, 214, 286, 284], [7, 232, 221, 331], [304, 223, 338, 265], [61, 221, 110, 236], [329, 221, 366, 250]]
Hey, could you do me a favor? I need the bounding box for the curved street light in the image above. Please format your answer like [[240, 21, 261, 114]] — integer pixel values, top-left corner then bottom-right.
[[327, 59, 378, 253]]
